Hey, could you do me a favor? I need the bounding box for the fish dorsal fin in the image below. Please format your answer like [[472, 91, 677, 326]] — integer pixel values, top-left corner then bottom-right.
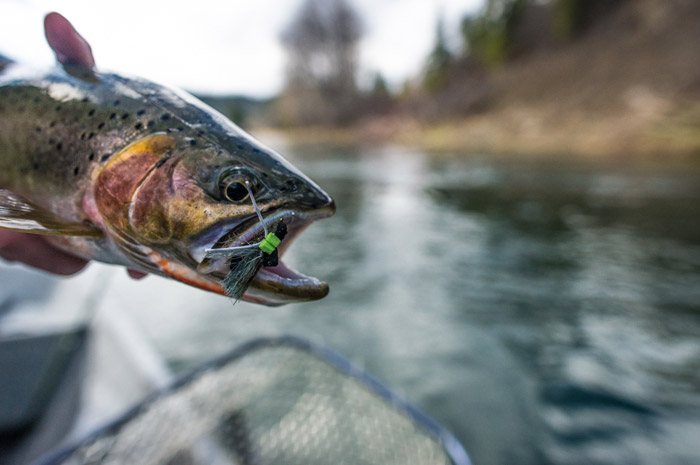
[[0, 189, 102, 237], [44, 12, 95, 69]]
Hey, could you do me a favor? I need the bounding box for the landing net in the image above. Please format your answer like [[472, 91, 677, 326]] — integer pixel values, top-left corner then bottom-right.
[[38, 337, 470, 465]]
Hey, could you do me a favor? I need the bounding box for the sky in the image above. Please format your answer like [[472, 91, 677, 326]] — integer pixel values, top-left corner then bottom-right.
[[0, 0, 483, 98]]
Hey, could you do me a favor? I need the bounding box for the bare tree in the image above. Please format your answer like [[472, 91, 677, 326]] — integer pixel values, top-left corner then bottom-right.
[[277, 0, 364, 126]]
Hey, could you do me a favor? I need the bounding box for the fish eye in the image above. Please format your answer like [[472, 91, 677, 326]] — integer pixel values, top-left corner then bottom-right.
[[225, 181, 248, 202], [219, 173, 253, 203]]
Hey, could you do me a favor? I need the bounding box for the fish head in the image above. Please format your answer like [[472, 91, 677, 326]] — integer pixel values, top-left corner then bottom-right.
[[93, 131, 335, 305]]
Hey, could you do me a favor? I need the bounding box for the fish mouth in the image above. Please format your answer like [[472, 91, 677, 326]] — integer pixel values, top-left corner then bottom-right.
[[190, 208, 331, 305]]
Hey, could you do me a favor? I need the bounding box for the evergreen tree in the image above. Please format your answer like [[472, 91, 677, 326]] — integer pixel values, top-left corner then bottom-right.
[[461, 0, 526, 66], [423, 16, 453, 93]]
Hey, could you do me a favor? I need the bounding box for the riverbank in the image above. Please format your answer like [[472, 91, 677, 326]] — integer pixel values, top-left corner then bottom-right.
[[254, 103, 700, 159], [253, 0, 700, 159]]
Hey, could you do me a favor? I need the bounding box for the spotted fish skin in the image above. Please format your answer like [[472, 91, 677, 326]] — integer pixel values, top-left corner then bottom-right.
[[0, 65, 266, 215], [0, 36, 334, 305], [0, 66, 170, 228]]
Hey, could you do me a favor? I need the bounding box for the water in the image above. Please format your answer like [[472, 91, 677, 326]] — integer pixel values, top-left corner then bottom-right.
[[3, 143, 700, 464], [275, 146, 700, 465]]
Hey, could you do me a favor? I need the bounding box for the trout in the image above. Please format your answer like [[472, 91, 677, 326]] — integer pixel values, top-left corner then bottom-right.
[[0, 13, 335, 306]]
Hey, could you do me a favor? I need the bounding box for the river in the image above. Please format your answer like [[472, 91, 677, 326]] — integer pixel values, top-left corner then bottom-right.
[[3, 142, 700, 464]]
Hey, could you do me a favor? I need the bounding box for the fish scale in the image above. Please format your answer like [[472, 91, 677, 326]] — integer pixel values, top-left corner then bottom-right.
[[1, 70, 199, 193]]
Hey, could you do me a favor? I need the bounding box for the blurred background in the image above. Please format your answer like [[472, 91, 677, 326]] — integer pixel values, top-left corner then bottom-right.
[[2, 1, 700, 464]]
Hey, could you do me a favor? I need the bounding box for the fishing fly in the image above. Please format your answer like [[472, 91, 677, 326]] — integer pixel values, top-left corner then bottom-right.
[[204, 181, 287, 300]]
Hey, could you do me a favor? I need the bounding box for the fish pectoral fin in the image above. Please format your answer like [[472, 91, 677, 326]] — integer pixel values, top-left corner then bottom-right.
[[0, 189, 102, 237]]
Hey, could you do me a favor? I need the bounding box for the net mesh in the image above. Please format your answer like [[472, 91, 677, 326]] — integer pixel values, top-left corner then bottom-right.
[[49, 340, 462, 465]]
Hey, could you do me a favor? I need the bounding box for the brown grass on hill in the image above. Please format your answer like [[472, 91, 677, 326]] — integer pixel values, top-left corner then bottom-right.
[[326, 0, 700, 157]]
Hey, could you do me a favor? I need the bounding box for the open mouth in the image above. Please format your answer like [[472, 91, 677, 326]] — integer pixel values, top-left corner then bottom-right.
[[190, 209, 329, 305]]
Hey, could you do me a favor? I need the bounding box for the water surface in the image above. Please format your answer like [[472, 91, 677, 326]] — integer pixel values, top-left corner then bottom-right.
[[5, 143, 700, 465], [127, 144, 700, 464]]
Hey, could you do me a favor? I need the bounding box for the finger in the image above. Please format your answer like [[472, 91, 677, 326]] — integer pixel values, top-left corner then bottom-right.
[[127, 269, 148, 280], [0, 230, 88, 275]]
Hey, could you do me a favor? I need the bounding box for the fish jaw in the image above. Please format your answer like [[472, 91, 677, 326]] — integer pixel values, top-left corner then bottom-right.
[[245, 263, 330, 306], [189, 203, 335, 306], [244, 208, 332, 305], [148, 250, 227, 295]]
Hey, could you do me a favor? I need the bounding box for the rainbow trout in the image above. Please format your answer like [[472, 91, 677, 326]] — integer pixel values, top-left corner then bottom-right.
[[0, 13, 335, 305]]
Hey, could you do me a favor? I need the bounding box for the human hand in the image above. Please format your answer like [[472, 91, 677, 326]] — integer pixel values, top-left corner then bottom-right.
[[0, 229, 87, 275], [0, 229, 146, 279]]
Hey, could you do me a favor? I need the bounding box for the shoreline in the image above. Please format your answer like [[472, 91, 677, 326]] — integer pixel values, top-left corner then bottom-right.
[[253, 108, 700, 160]]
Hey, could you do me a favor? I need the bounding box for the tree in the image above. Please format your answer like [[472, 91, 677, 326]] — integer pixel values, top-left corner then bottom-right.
[[370, 73, 390, 100], [461, 0, 527, 66], [363, 72, 393, 114], [277, 0, 364, 126], [553, 0, 626, 39], [423, 16, 454, 93]]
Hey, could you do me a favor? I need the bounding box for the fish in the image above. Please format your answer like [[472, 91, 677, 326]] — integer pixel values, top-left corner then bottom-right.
[[0, 13, 335, 306]]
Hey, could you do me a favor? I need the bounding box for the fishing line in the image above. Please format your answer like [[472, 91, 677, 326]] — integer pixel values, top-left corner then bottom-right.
[[204, 181, 268, 257], [203, 181, 286, 300]]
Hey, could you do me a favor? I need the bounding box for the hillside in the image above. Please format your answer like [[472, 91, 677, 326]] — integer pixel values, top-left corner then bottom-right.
[[280, 0, 700, 157], [405, 0, 700, 156]]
